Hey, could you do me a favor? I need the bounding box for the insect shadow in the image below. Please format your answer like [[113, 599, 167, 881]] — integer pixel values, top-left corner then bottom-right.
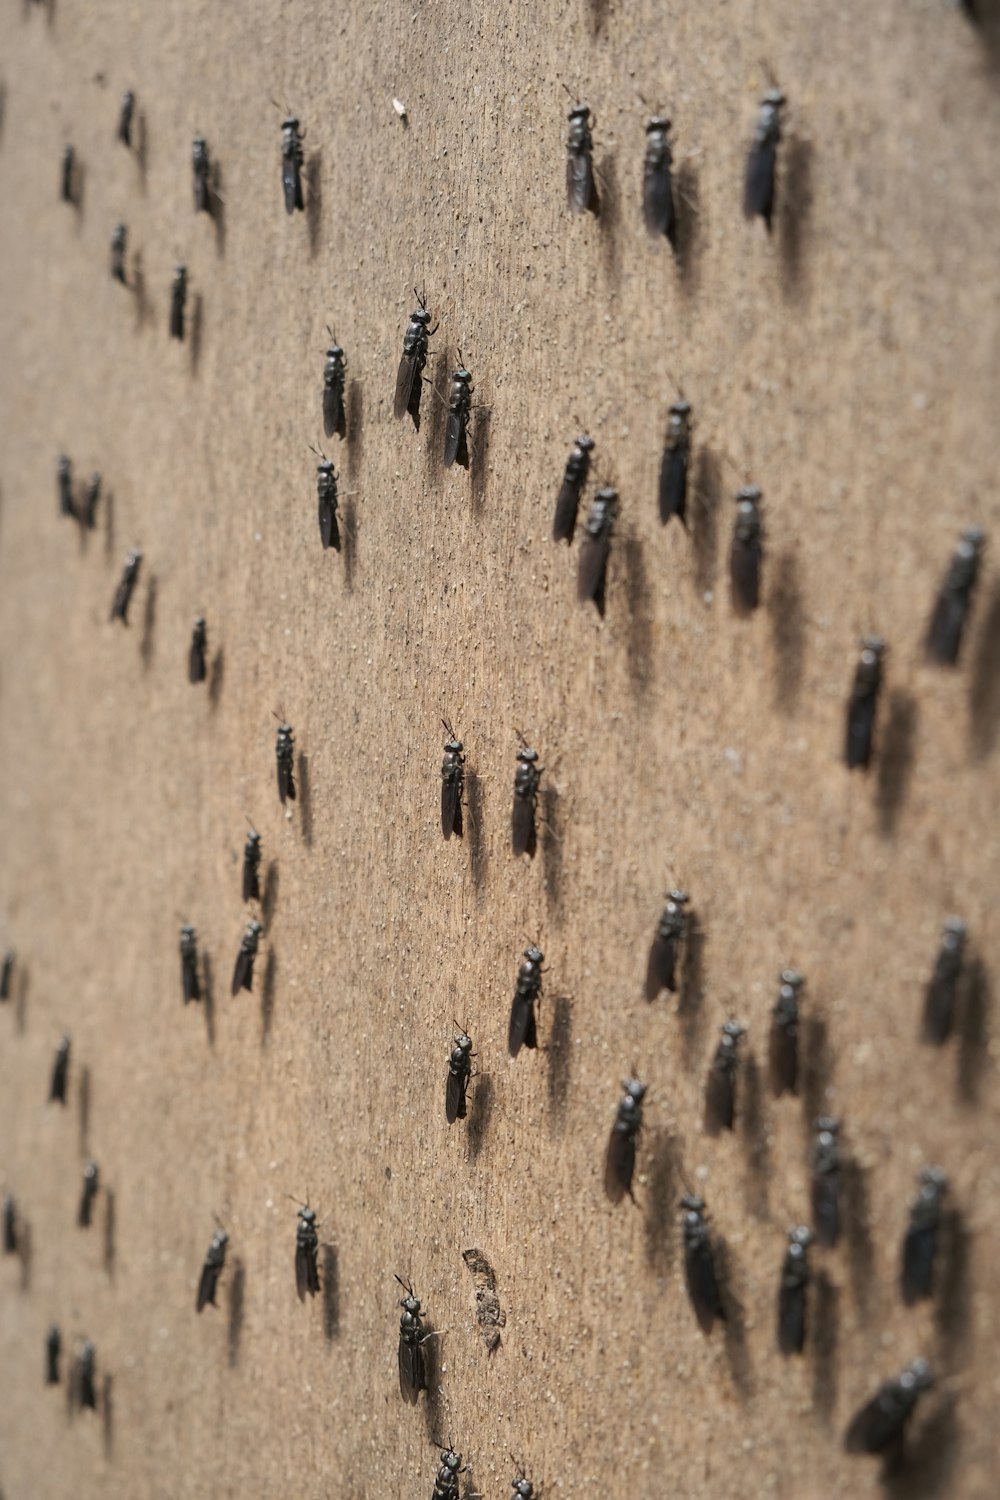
[[691, 449, 723, 597], [678, 916, 707, 1065], [596, 153, 621, 285], [201, 951, 216, 1046], [18, 1218, 32, 1291], [346, 380, 364, 477], [811, 1268, 839, 1422], [714, 1238, 752, 1397], [622, 530, 653, 698], [208, 645, 225, 708], [673, 157, 701, 292], [322, 1243, 340, 1341], [135, 110, 148, 189], [260, 949, 278, 1044], [969, 578, 1000, 759], [228, 1258, 246, 1367], [876, 690, 919, 836], [102, 1374, 114, 1457], [103, 1189, 116, 1279], [883, 1392, 961, 1499], [189, 293, 204, 375], [305, 151, 323, 257], [767, 548, 806, 712], [739, 1052, 769, 1218], [545, 995, 573, 1122], [779, 134, 813, 299], [210, 160, 227, 256], [261, 861, 280, 932], [139, 574, 157, 668], [14, 962, 29, 1034], [540, 784, 563, 915], [420, 1316, 444, 1441], [466, 770, 487, 891], [77, 1064, 91, 1156], [642, 1127, 679, 1275], [958, 953, 992, 1103], [800, 1013, 833, 1127], [470, 406, 491, 516], [842, 1157, 875, 1315], [934, 1205, 972, 1363], [467, 1073, 494, 1160], [297, 753, 314, 846]]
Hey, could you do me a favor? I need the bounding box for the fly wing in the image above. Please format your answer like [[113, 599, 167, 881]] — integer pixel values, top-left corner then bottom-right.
[[444, 409, 464, 469], [441, 776, 461, 840], [552, 477, 581, 542], [231, 948, 249, 997], [845, 694, 875, 769], [643, 164, 675, 239], [110, 580, 128, 623], [768, 1021, 797, 1096], [188, 641, 206, 684], [511, 793, 535, 859], [508, 993, 533, 1057], [811, 1173, 840, 1248], [923, 971, 955, 1044], [901, 1223, 936, 1305], [323, 385, 343, 441], [686, 1241, 724, 1333], [926, 592, 964, 666], [182, 952, 200, 1004], [282, 157, 299, 215], [603, 1127, 635, 1204], [394, 354, 417, 420], [398, 1337, 424, 1403], [703, 1066, 734, 1135], [577, 532, 610, 604], [196, 1260, 217, 1312], [170, 297, 184, 341], [777, 1280, 806, 1355], [242, 858, 259, 904], [445, 1068, 466, 1124], [319, 498, 334, 551], [730, 536, 761, 615], [645, 931, 677, 1000], [566, 152, 593, 215], [744, 142, 776, 228], [277, 759, 289, 804], [658, 446, 687, 526], [844, 1387, 903, 1455]]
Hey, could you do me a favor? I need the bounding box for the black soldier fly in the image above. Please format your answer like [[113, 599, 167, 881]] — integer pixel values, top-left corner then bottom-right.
[[926, 527, 984, 666], [309, 448, 341, 551], [730, 486, 763, 614], [192, 136, 211, 214], [78, 1161, 99, 1228], [901, 1166, 947, 1305], [322, 333, 347, 440], [511, 1470, 535, 1500], [230, 920, 262, 996], [777, 1225, 813, 1355], [58, 453, 73, 516], [50, 1033, 71, 1103], [444, 360, 473, 469], [704, 1020, 746, 1134], [681, 1193, 725, 1333], [658, 400, 691, 525], [744, 89, 784, 230], [446, 1025, 475, 1124], [645, 889, 689, 999], [643, 115, 675, 243], [811, 1116, 841, 1248], [508, 945, 544, 1057], [395, 1274, 436, 1403], [110, 549, 141, 623], [61, 144, 75, 205], [46, 1325, 61, 1385], [274, 717, 296, 804], [189, 617, 207, 684], [170, 264, 187, 340], [179, 924, 200, 1003], [923, 916, 966, 1045], [117, 90, 135, 148], [552, 434, 594, 543], [845, 636, 885, 770], [242, 825, 262, 902], [293, 1201, 320, 1299], [604, 1077, 646, 1204], [2, 1192, 16, 1254], [440, 719, 465, 839], [78, 473, 101, 531], [512, 734, 542, 858], [394, 291, 436, 424], [844, 1358, 933, 1456], [280, 115, 304, 213], [577, 486, 618, 607], [110, 222, 127, 284], [431, 1444, 467, 1500], [73, 1340, 98, 1411], [196, 1226, 229, 1312], [0, 948, 14, 1000], [769, 969, 802, 1096], [565, 102, 596, 215]]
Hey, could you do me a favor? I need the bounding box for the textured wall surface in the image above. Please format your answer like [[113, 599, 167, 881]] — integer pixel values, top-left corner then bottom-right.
[[1, 2, 1000, 1498]]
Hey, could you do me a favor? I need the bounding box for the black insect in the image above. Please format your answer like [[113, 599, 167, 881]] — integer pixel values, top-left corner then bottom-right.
[[311, 450, 341, 552], [395, 1274, 435, 1403], [511, 1464, 536, 1500], [73, 1340, 98, 1411], [61, 144, 75, 204], [192, 135, 211, 214], [730, 486, 763, 615], [704, 1020, 746, 1134], [2, 1192, 16, 1254], [440, 719, 465, 840], [242, 825, 262, 902], [565, 103, 595, 215], [923, 916, 966, 1045], [512, 736, 542, 858], [445, 1025, 475, 1124], [901, 1166, 947, 1305], [658, 400, 691, 525], [294, 1203, 320, 1300], [552, 434, 595, 543], [644, 889, 689, 999], [844, 1358, 933, 1456], [431, 1445, 466, 1500], [179, 924, 200, 1003], [170, 264, 188, 340], [275, 718, 296, 804], [0, 948, 14, 1000], [46, 1325, 61, 1385], [117, 89, 135, 148], [78, 1160, 99, 1228], [280, 115, 305, 213], [50, 1033, 71, 1104], [444, 362, 473, 469], [393, 292, 436, 423], [322, 334, 347, 440], [508, 945, 544, 1057], [110, 222, 127, 284], [845, 636, 885, 770], [744, 89, 784, 230], [189, 617, 207, 684], [769, 969, 803, 1096], [926, 526, 985, 666], [110, 548, 142, 623], [58, 453, 73, 517], [577, 486, 618, 608], [230, 919, 262, 996], [811, 1115, 841, 1248], [681, 1194, 725, 1333], [196, 1226, 229, 1312], [777, 1225, 813, 1355], [78, 473, 101, 530], [643, 115, 675, 243], [603, 1078, 646, 1204]]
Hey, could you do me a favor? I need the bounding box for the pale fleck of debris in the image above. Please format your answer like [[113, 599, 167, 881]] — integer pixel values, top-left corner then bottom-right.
[[392, 98, 407, 118], [724, 747, 744, 774]]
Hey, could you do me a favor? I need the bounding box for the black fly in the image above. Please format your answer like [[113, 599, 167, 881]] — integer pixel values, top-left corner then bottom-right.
[[704, 1020, 746, 1134], [440, 719, 465, 840], [901, 1167, 947, 1305], [511, 1464, 536, 1500], [322, 333, 347, 440], [512, 734, 542, 858], [577, 486, 618, 608], [110, 549, 142, 623], [926, 527, 985, 666], [61, 144, 75, 205], [777, 1225, 813, 1355], [78, 1160, 99, 1228], [431, 1444, 467, 1499], [395, 1274, 434, 1403], [730, 486, 763, 615], [603, 1078, 646, 1204], [280, 115, 304, 213], [508, 946, 544, 1057], [0, 948, 13, 1000], [73, 1340, 98, 1411], [552, 434, 595, 543], [275, 717, 296, 805], [923, 917, 966, 1045], [845, 636, 885, 770], [117, 90, 135, 148], [310, 449, 341, 551], [2, 1192, 16, 1254], [242, 825, 262, 902], [658, 400, 691, 526], [179, 924, 200, 1003], [565, 103, 596, 215], [110, 222, 127, 284], [769, 969, 803, 1096], [192, 136, 211, 214], [444, 361, 473, 469], [446, 1025, 475, 1124], [196, 1226, 229, 1312], [50, 1033, 71, 1103], [681, 1193, 725, 1333], [46, 1325, 61, 1385], [78, 473, 101, 530], [844, 1358, 933, 1456], [643, 115, 675, 243], [744, 89, 784, 230], [293, 1202, 320, 1299], [394, 291, 436, 424], [58, 453, 73, 516], [170, 264, 188, 340], [811, 1115, 841, 1248], [230, 920, 262, 995], [189, 617, 207, 684], [645, 889, 689, 999]]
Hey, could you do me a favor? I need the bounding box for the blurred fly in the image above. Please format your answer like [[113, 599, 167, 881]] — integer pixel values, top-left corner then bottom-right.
[[117, 90, 135, 148], [730, 486, 763, 615], [565, 102, 596, 215], [280, 115, 304, 213], [242, 825, 262, 902], [0, 949, 13, 1000], [552, 434, 594, 543], [58, 453, 73, 516], [923, 917, 966, 1045], [50, 1034, 71, 1104], [275, 718, 296, 804], [925, 527, 985, 666], [511, 734, 542, 858], [445, 1025, 475, 1123], [681, 1193, 725, 1333], [603, 1078, 646, 1204], [192, 135, 211, 214], [179, 924, 200, 1003], [844, 1358, 933, 1456], [230, 920, 262, 995], [440, 719, 465, 840], [322, 333, 347, 440], [704, 1020, 746, 1134], [78, 1161, 99, 1228], [110, 549, 142, 623], [61, 144, 75, 205], [78, 473, 101, 530], [73, 1340, 98, 1411], [643, 115, 675, 243], [2, 1193, 16, 1254], [658, 400, 691, 525], [769, 969, 803, 1096], [744, 89, 784, 230], [577, 486, 618, 608], [189, 617, 207, 684], [290, 1200, 320, 1299], [170, 264, 187, 340], [645, 889, 689, 999], [777, 1225, 813, 1355], [845, 636, 885, 770], [508, 945, 544, 1057], [901, 1167, 947, 1305], [46, 1325, 61, 1385], [811, 1115, 841, 1248], [196, 1226, 229, 1311], [110, 222, 127, 284]]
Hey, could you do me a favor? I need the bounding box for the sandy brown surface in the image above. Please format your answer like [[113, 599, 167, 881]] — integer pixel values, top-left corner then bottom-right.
[[2, 2, 1000, 1498]]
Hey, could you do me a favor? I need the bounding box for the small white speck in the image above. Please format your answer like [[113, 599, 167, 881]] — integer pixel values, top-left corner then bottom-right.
[[392, 98, 407, 119]]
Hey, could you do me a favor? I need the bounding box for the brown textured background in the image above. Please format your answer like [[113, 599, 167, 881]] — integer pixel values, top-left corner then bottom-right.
[[2, 2, 1000, 1497]]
